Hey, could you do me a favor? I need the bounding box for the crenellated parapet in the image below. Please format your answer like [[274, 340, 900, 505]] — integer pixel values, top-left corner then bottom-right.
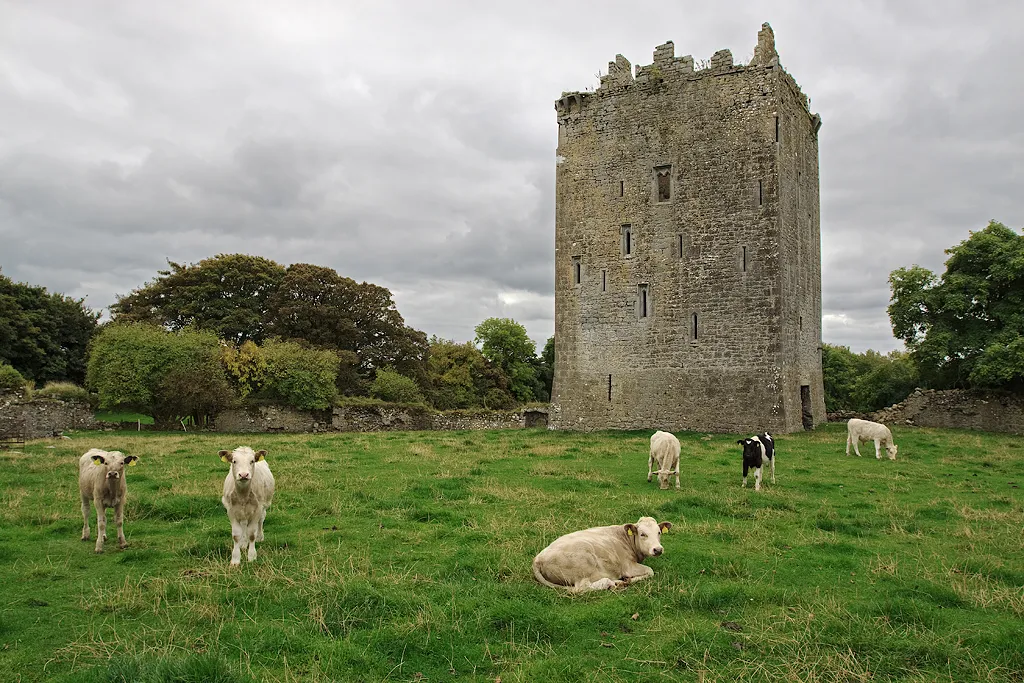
[[555, 22, 816, 122]]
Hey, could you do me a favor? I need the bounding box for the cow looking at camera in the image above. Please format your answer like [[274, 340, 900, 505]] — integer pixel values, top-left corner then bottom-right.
[[737, 432, 775, 491]]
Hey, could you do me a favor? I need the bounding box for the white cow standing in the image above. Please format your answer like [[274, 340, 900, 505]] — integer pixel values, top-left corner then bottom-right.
[[220, 447, 275, 565], [647, 430, 681, 490], [79, 448, 138, 553], [532, 516, 672, 593]]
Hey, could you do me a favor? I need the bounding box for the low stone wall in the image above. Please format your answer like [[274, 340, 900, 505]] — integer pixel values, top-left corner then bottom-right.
[[0, 391, 97, 439], [209, 403, 548, 433], [214, 405, 332, 433], [870, 388, 1024, 435]]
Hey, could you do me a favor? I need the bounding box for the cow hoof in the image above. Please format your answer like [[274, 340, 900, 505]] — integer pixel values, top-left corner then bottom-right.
[[94, 549, 103, 554], [119, 542, 128, 549]]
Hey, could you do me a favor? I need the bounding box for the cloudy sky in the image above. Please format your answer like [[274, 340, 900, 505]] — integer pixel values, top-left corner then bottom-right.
[[2, 0, 1021, 353]]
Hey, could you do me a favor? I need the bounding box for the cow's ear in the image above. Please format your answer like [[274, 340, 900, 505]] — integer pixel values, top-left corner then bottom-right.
[[91, 455, 106, 465], [255, 450, 268, 462], [125, 455, 138, 466], [659, 522, 673, 533], [624, 523, 638, 537], [219, 450, 232, 463], [736, 440, 745, 445]]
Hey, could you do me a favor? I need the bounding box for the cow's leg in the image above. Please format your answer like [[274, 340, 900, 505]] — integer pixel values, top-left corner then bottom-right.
[[874, 439, 882, 459], [81, 496, 91, 541], [853, 437, 863, 457], [621, 563, 655, 586], [742, 461, 748, 488], [675, 467, 680, 490], [574, 577, 621, 592], [647, 454, 654, 483], [754, 466, 762, 491], [770, 456, 776, 484], [93, 499, 106, 553], [247, 522, 258, 562], [114, 501, 127, 549], [846, 432, 852, 456], [256, 507, 266, 542], [230, 519, 244, 566]]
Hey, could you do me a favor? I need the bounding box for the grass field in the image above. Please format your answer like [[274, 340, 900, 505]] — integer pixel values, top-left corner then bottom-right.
[[0, 424, 1022, 682]]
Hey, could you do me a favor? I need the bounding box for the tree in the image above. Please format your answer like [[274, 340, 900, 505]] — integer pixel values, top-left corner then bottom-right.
[[86, 323, 233, 426], [259, 339, 339, 411], [423, 337, 515, 409], [0, 270, 99, 385], [111, 254, 286, 344], [265, 263, 429, 385], [535, 335, 555, 402], [822, 343, 919, 413], [889, 220, 1024, 390], [369, 367, 426, 404], [474, 318, 541, 402]]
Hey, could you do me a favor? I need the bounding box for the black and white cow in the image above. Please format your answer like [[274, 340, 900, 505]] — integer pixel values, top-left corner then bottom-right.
[[736, 432, 775, 491]]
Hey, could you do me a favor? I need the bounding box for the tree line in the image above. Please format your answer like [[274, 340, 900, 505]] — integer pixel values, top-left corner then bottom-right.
[[3, 221, 1023, 421], [0, 255, 553, 425]]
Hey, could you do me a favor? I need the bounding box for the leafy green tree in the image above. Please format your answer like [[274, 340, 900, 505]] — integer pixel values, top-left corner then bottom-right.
[[474, 318, 541, 402], [221, 341, 268, 399], [0, 363, 27, 394], [369, 367, 426, 404], [0, 270, 99, 384], [86, 323, 233, 426], [112, 254, 286, 344], [259, 339, 339, 410], [535, 335, 555, 402], [822, 343, 919, 413], [889, 220, 1024, 390], [423, 337, 514, 410]]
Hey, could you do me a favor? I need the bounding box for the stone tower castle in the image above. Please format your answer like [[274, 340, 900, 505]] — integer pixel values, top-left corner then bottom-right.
[[550, 24, 825, 434]]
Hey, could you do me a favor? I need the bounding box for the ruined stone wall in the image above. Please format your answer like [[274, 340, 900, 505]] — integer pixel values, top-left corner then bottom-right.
[[871, 389, 1024, 435], [0, 391, 97, 439], [551, 23, 824, 434]]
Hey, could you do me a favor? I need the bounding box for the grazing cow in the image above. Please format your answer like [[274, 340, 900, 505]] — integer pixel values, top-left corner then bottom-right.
[[532, 516, 672, 593], [737, 432, 775, 491], [846, 418, 898, 460], [220, 447, 275, 565], [648, 430, 680, 490], [79, 448, 138, 553]]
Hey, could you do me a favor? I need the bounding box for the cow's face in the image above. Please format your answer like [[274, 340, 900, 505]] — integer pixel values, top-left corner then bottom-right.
[[737, 438, 760, 462], [887, 443, 898, 460], [656, 469, 674, 490], [91, 451, 137, 481], [220, 447, 267, 488], [625, 517, 672, 557]]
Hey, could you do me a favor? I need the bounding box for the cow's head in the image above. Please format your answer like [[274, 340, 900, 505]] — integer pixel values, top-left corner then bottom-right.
[[219, 447, 267, 488], [887, 443, 898, 460], [737, 437, 763, 464], [655, 468, 675, 490], [624, 517, 672, 557], [90, 451, 138, 480]]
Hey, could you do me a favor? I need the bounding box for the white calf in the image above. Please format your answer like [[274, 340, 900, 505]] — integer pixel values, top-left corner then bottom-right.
[[647, 430, 680, 490], [220, 447, 275, 565], [846, 418, 898, 460], [532, 517, 672, 593], [79, 449, 138, 553]]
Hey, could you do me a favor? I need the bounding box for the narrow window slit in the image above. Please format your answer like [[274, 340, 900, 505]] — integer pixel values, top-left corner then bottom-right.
[[758, 180, 763, 206], [608, 375, 612, 401], [742, 246, 747, 272], [692, 313, 698, 340], [601, 269, 607, 292]]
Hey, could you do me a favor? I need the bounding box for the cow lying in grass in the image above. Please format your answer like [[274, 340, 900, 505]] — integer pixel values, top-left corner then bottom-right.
[[79, 448, 138, 553], [737, 432, 775, 491], [532, 516, 672, 593]]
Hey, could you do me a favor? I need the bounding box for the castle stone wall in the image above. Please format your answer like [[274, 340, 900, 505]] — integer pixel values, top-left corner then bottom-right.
[[551, 24, 825, 434]]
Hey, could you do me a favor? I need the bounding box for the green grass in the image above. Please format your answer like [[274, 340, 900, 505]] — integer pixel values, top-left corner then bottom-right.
[[0, 424, 1022, 682]]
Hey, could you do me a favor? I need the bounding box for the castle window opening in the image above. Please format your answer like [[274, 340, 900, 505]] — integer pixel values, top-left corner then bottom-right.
[[742, 246, 747, 272], [608, 374, 612, 401], [692, 313, 699, 340], [638, 284, 650, 318], [573, 256, 581, 285], [758, 180, 763, 206], [619, 180, 624, 197], [655, 165, 672, 202], [621, 224, 632, 256], [775, 115, 779, 142], [678, 234, 684, 258], [602, 269, 607, 291]]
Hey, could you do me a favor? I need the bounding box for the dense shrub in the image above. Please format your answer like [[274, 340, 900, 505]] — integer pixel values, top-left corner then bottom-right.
[[370, 367, 426, 404], [823, 344, 919, 413], [33, 382, 97, 406], [424, 338, 515, 410], [86, 323, 234, 425], [259, 339, 339, 410], [0, 363, 26, 394]]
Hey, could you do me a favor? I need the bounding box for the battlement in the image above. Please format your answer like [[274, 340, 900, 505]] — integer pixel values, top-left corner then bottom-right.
[[555, 23, 814, 119]]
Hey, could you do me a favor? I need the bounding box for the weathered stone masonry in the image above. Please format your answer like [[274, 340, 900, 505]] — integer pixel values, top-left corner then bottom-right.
[[550, 24, 826, 434]]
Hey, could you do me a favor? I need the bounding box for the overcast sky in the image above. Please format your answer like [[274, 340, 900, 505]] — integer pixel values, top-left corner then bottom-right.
[[2, 0, 1021, 353]]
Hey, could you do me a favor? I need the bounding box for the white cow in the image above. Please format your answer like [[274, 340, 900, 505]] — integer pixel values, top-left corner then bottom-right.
[[647, 430, 680, 490], [79, 449, 138, 553], [846, 418, 898, 460], [532, 516, 672, 593], [220, 447, 275, 565]]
